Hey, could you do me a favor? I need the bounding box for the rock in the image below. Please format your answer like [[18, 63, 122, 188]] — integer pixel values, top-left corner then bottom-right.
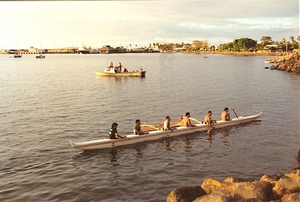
[[286, 169, 300, 177], [201, 178, 223, 194], [271, 52, 300, 73], [236, 199, 264, 202], [233, 181, 273, 201], [272, 169, 300, 198], [260, 174, 283, 183], [193, 191, 233, 202], [293, 163, 300, 170], [281, 192, 300, 202], [167, 150, 300, 201], [167, 186, 206, 202], [297, 149, 300, 162], [224, 177, 255, 183]]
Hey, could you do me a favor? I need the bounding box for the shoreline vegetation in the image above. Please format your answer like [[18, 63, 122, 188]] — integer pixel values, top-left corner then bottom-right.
[[1, 35, 299, 55], [0, 50, 284, 56], [167, 150, 300, 202]]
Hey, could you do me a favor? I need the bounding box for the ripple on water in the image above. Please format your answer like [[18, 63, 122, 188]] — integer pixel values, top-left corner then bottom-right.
[[0, 54, 299, 201]]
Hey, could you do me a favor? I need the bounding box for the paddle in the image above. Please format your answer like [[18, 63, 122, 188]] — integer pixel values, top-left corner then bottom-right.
[[96, 130, 108, 139], [232, 108, 239, 118], [96, 130, 129, 140]]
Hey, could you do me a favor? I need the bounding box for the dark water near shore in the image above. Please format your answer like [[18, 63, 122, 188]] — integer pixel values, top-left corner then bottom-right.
[[0, 53, 299, 202]]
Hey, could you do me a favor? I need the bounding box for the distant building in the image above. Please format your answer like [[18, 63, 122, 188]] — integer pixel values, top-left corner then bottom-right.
[[263, 45, 282, 53], [99, 45, 116, 54], [28, 46, 38, 54], [127, 47, 146, 53], [115, 46, 127, 53]]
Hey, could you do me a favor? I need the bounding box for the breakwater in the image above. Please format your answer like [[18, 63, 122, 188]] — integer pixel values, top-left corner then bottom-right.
[[167, 150, 300, 202], [270, 51, 300, 73]]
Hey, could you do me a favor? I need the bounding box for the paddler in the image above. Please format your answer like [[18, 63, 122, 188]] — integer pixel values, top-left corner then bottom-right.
[[182, 112, 195, 127], [133, 119, 144, 135], [221, 107, 231, 121], [109, 122, 124, 139], [163, 116, 173, 131], [204, 110, 217, 135], [204, 111, 217, 125]]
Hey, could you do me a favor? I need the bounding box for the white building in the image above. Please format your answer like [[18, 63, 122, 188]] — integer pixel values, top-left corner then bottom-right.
[[28, 46, 38, 54]]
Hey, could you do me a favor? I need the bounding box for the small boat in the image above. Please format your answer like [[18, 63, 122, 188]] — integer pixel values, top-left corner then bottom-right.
[[95, 67, 146, 77], [13, 54, 22, 58], [13, 39, 22, 58], [70, 112, 262, 150], [36, 54, 45, 59], [264, 59, 275, 64]]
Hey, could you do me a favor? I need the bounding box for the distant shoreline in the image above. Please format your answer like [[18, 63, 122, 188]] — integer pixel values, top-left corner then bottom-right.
[[0, 51, 284, 57]]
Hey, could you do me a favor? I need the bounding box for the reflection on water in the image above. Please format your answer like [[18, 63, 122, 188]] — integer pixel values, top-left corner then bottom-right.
[[220, 127, 232, 138], [1, 54, 299, 202], [109, 149, 119, 166], [162, 140, 171, 151], [181, 137, 192, 152]]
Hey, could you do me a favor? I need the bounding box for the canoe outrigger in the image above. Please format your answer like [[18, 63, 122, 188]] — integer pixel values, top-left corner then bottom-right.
[[69, 112, 262, 150]]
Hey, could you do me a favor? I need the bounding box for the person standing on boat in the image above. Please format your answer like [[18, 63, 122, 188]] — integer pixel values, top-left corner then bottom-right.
[[118, 62, 122, 72], [109, 123, 124, 139], [163, 116, 173, 131], [221, 107, 231, 121], [182, 112, 195, 127], [133, 119, 144, 135], [109, 62, 113, 68]]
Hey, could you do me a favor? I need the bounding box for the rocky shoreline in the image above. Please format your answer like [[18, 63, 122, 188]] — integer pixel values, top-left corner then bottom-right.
[[167, 150, 300, 202], [269, 51, 300, 73]]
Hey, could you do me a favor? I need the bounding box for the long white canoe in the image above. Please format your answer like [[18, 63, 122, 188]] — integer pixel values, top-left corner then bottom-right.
[[70, 112, 262, 150]]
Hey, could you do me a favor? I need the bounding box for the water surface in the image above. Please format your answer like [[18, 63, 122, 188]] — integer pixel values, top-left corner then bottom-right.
[[0, 53, 299, 202]]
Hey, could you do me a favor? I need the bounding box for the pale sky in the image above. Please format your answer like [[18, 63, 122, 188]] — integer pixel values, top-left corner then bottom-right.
[[0, 0, 298, 49]]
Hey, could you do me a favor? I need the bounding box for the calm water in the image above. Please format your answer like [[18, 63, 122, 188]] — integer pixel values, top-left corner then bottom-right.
[[0, 53, 299, 202]]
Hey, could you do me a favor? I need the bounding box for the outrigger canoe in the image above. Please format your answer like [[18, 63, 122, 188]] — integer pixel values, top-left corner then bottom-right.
[[69, 112, 262, 150], [95, 67, 146, 77]]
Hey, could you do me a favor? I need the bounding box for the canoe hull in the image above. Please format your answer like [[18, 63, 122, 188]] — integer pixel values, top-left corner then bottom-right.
[[95, 70, 146, 77], [70, 112, 262, 150]]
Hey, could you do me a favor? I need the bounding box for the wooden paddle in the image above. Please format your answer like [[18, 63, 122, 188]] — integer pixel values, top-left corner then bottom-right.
[[232, 109, 239, 118], [96, 130, 129, 140], [96, 130, 108, 139]]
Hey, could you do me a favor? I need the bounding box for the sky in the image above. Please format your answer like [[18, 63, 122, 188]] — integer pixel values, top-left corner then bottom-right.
[[0, 0, 298, 49]]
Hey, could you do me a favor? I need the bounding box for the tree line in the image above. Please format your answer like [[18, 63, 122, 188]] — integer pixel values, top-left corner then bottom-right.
[[146, 35, 300, 53]]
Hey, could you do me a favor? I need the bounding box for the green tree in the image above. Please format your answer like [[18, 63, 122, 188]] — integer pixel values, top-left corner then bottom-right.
[[232, 38, 257, 51], [261, 36, 273, 46], [289, 36, 298, 49]]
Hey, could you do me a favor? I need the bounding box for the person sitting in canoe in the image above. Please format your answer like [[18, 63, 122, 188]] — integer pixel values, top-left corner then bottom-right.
[[204, 111, 217, 125], [109, 122, 124, 139], [221, 107, 231, 121], [204, 111, 216, 135], [133, 119, 144, 135], [123, 68, 128, 72], [163, 116, 173, 131], [182, 112, 195, 127]]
